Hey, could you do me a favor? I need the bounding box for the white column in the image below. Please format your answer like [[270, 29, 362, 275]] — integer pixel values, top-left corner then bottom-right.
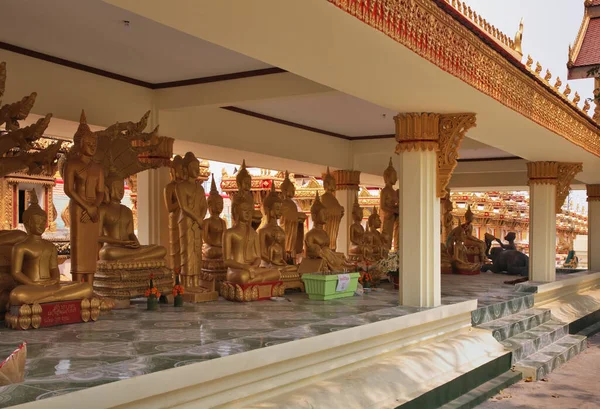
[[137, 167, 170, 247], [529, 183, 557, 281], [587, 185, 600, 271], [398, 150, 440, 307], [332, 170, 361, 256]]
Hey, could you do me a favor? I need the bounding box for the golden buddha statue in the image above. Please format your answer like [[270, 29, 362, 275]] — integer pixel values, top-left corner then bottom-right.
[[164, 155, 184, 270], [279, 171, 306, 261], [448, 205, 487, 263], [257, 185, 298, 273], [362, 207, 387, 262], [202, 174, 227, 261], [380, 158, 399, 250], [235, 160, 262, 229], [98, 177, 167, 262], [175, 152, 208, 287], [348, 197, 366, 260], [321, 167, 344, 251], [304, 192, 354, 273], [446, 226, 481, 275], [223, 195, 281, 285], [63, 111, 105, 284], [9, 191, 93, 306]]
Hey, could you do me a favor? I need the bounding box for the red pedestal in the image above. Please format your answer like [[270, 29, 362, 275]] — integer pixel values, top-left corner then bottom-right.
[[5, 299, 100, 330]]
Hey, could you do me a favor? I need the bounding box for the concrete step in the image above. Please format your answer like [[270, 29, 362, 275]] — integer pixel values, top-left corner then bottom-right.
[[500, 319, 569, 363], [477, 308, 551, 342], [437, 370, 522, 409], [471, 294, 535, 326], [513, 334, 587, 380]]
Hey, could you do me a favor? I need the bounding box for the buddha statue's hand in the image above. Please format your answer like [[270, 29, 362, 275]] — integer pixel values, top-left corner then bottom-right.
[[86, 206, 99, 223], [248, 266, 257, 279], [124, 241, 140, 249]]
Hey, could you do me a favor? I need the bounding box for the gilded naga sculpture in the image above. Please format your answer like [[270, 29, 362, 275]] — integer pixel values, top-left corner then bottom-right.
[[98, 177, 167, 262], [175, 152, 208, 288], [258, 184, 298, 274], [8, 191, 94, 306], [201, 174, 228, 285], [303, 192, 354, 273], [279, 171, 306, 262], [164, 155, 184, 270], [348, 197, 366, 261], [380, 158, 399, 251], [63, 111, 105, 284], [321, 167, 344, 251]]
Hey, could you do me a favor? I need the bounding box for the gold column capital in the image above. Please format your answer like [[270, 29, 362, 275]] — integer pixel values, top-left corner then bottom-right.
[[528, 161, 583, 212], [330, 170, 361, 191], [394, 113, 477, 198], [587, 184, 600, 202]]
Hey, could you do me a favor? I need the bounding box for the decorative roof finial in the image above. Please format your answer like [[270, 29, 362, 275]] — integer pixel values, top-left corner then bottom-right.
[[554, 77, 562, 90], [514, 17, 524, 56], [544, 69, 552, 82]]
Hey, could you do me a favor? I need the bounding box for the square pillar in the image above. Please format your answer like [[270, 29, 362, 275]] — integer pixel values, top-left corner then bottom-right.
[[395, 113, 476, 307], [332, 170, 361, 255], [137, 167, 170, 247], [587, 185, 600, 271]]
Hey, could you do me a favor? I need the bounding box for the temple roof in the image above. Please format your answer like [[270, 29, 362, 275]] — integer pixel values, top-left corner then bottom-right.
[[568, 0, 600, 79]]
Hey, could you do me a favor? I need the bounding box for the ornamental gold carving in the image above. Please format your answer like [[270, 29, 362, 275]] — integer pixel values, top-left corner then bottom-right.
[[395, 113, 476, 198], [527, 162, 582, 213], [331, 170, 361, 191], [327, 0, 600, 157], [587, 185, 600, 202]]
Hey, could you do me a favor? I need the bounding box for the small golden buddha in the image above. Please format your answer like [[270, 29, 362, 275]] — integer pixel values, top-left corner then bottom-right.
[[448, 205, 487, 263], [202, 174, 227, 261], [380, 158, 399, 250], [363, 207, 387, 262], [304, 192, 354, 272], [176, 152, 208, 287], [348, 197, 365, 259], [235, 160, 262, 229], [446, 223, 481, 274], [257, 185, 298, 273], [224, 195, 281, 285], [9, 191, 93, 306], [279, 171, 306, 261], [164, 155, 184, 270], [63, 111, 105, 284], [98, 177, 167, 262], [321, 168, 344, 251]]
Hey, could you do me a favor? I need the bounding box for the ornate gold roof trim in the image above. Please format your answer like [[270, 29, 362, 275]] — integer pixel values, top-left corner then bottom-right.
[[327, 0, 600, 156]]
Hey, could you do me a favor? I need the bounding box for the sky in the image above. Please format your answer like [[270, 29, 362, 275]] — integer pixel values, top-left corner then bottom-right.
[[466, 0, 594, 104]]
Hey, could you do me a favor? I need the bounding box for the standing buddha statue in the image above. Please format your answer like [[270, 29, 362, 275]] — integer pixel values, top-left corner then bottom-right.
[[235, 160, 262, 229], [321, 167, 344, 251], [348, 197, 366, 261], [175, 152, 208, 288], [380, 158, 399, 251], [63, 110, 105, 284], [201, 174, 228, 285], [279, 171, 306, 262], [164, 155, 184, 270]]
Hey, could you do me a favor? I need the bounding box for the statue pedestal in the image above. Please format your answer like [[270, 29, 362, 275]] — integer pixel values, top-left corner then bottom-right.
[[4, 298, 100, 330], [201, 259, 227, 288], [182, 288, 219, 303], [93, 259, 173, 307], [220, 281, 285, 302], [279, 270, 304, 292]]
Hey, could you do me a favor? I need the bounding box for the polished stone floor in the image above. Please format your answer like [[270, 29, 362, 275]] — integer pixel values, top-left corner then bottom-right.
[[0, 272, 576, 407]]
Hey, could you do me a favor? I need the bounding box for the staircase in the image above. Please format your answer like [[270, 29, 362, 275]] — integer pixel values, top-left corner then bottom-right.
[[477, 306, 587, 381]]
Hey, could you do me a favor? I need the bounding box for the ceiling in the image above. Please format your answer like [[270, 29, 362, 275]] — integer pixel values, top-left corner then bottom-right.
[[0, 0, 271, 83]]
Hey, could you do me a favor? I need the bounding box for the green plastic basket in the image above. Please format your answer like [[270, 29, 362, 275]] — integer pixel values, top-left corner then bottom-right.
[[302, 272, 360, 300]]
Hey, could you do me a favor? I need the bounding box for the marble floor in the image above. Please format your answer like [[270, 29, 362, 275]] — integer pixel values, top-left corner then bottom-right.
[[0, 272, 577, 407]]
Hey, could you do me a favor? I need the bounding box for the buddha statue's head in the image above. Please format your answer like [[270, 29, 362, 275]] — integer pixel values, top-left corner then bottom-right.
[[236, 160, 251, 192], [74, 110, 97, 157], [383, 157, 397, 186], [272, 228, 285, 246], [207, 174, 224, 216], [262, 184, 283, 220], [322, 167, 336, 193], [183, 152, 199, 180], [280, 170, 295, 200], [23, 190, 47, 236], [105, 176, 125, 204], [310, 192, 327, 225], [368, 207, 382, 230], [465, 205, 474, 223], [171, 155, 184, 182], [232, 194, 253, 225], [352, 197, 363, 223]]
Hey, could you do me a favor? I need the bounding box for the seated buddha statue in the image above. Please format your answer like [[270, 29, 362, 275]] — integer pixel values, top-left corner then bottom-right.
[[9, 191, 93, 306], [223, 195, 281, 285], [202, 174, 227, 261], [304, 192, 354, 273], [98, 177, 167, 262], [447, 205, 487, 263], [257, 185, 298, 273], [446, 225, 481, 274], [348, 198, 366, 260], [362, 207, 387, 262]]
